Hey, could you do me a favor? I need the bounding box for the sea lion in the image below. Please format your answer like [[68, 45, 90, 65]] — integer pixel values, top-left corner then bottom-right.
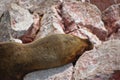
[[0, 34, 93, 80]]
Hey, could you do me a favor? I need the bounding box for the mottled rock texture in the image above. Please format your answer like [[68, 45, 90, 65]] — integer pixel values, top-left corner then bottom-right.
[[10, 3, 33, 31], [90, 0, 120, 11], [35, 5, 65, 39], [61, 1, 107, 46], [73, 39, 120, 80], [0, 4, 34, 43], [18, 0, 62, 15], [0, 0, 16, 17], [19, 12, 41, 43], [102, 3, 120, 37], [0, 0, 120, 80]]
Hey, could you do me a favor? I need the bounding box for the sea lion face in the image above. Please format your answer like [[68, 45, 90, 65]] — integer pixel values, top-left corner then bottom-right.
[[58, 34, 93, 64]]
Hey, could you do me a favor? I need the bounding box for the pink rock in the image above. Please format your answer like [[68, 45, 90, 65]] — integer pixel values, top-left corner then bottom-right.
[[19, 12, 40, 43], [90, 0, 120, 11], [61, 1, 107, 45], [109, 29, 120, 40], [102, 3, 120, 37], [35, 5, 65, 39], [17, 0, 62, 15], [73, 39, 120, 80]]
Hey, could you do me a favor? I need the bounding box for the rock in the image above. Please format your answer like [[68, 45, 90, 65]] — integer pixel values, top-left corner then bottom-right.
[[24, 63, 73, 80], [109, 70, 120, 80], [102, 3, 120, 37], [0, 3, 34, 43], [109, 29, 120, 40], [35, 5, 64, 39], [19, 12, 41, 43], [8, 3, 35, 42], [90, 0, 120, 11], [10, 3, 33, 31], [0, 0, 16, 17], [0, 10, 11, 42], [61, 1, 107, 46], [73, 39, 120, 80], [0, 10, 22, 43], [17, 0, 62, 15]]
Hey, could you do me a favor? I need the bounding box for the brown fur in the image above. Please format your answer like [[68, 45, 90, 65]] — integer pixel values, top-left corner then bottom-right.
[[0, 34, 93, 80]]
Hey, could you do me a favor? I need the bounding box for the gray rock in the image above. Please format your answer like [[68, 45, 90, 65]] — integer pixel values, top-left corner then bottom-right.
[[0, 10, 22, 43], [73, 39, 120, 80], [0, 0, 16, 17], [10, 3, 33, 31], [0, 10, 11, 42], [0, 3, 34, 43], [24, 63, 73, 80]]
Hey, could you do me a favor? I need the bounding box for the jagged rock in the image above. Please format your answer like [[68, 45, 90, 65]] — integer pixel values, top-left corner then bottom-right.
[[24, 63, 73, 80], [102, 3, 120, 37], [61, 1, 107, 46], [0, 3, 34, 43], [73, 39, 120, 80], [7, 3, 35, 42], [35, 5, 64, 39], [0, 10, 11, 42], [90, 0, 120, 11], [17, 0, 80, 15], [17, 0, 62, 15], [0, 10, 22, 43], [19, 12, 41, 43], [109, 29, 120, 40], [0, 0, 16, 17], [10, 3, 33, 31]]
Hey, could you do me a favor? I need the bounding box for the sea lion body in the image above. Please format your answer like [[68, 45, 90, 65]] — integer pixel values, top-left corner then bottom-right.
[[0, 34, 93, 80]]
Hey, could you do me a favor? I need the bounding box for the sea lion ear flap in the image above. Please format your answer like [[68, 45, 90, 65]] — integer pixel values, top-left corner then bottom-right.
[[84, 39, 93, 51]]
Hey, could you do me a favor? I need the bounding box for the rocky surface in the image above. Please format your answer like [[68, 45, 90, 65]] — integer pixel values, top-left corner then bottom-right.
[[90, 0, 120, 11], [0, 0, 120, 80], [0, 3, 34, 43], [19, 12, 41, 43], [102, 3, 120, 37], [109, 29, 120, 40], [73, 39, 120, 80], [0, 10, 11, 42], [10, 3, 33, 31], [0, 0, 16, 17], [24, 64, 73, 80], [18, 0, 62, 15], [61, 1, 107, 46], [35, 5, 65, 39]]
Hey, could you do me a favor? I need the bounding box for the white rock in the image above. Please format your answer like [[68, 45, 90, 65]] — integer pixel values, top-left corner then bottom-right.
[[10, 3, 33, 31], [24, 63, 73, 80], [36, 5, 65, 39]]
